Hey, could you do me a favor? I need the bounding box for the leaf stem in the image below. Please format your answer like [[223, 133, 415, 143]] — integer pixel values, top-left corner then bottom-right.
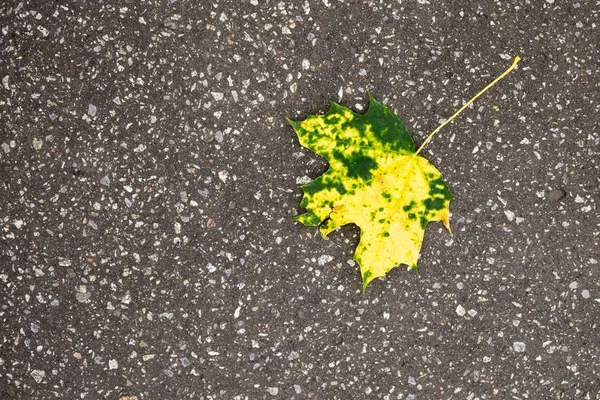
[[415, 56, 521, 156]]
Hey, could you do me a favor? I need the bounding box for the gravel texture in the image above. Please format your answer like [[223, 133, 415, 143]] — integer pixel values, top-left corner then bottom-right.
[[1, 1, 599, 399]]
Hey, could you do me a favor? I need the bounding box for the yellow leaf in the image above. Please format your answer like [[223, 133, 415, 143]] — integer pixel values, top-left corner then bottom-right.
[[290, 57, 521, 289], [289, 94, 452, 289]]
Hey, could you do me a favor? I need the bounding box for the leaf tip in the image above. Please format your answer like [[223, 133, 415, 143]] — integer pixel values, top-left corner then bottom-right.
[[361, 277, 371, 293], [366, 91, 381, 108], [294, 211, 321, 227], [286, 117, 299, 128], [442, 213, 452, 236], [319, 224, 332, 238], [361, 269, 373, 292]]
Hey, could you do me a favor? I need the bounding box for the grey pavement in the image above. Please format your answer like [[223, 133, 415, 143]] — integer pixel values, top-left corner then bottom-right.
[[1, 1, 599, 399]]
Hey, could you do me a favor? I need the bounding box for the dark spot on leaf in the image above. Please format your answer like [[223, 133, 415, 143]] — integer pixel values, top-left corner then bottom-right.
[[403, 201, 416, 212], [333, 182, 347, 194], [349, 154, 378, 180], [428, 177, 452, 199], [423, 197, 446, 211], [302, 178, 326, 195], [332, 149, 378, 181]]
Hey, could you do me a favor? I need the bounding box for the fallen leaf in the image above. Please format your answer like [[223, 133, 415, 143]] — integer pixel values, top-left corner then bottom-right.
[[289, 94, 452, 289], [290, 57, 520, 289]]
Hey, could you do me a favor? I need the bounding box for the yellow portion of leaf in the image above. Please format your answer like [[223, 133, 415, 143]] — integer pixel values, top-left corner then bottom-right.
[[290, 95, 452, 289]]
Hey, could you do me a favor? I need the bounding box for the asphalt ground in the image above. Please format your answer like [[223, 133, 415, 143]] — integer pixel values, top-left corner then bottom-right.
[[1, 1, 599, 399]]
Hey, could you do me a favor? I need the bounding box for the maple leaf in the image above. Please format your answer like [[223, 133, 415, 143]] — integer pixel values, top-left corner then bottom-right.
[[289, 94, 452, 289], [289, 57, 521, 289]]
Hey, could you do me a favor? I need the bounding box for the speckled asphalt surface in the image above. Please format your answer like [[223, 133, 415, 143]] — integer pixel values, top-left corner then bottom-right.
[[1, 1, 599, 399]]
